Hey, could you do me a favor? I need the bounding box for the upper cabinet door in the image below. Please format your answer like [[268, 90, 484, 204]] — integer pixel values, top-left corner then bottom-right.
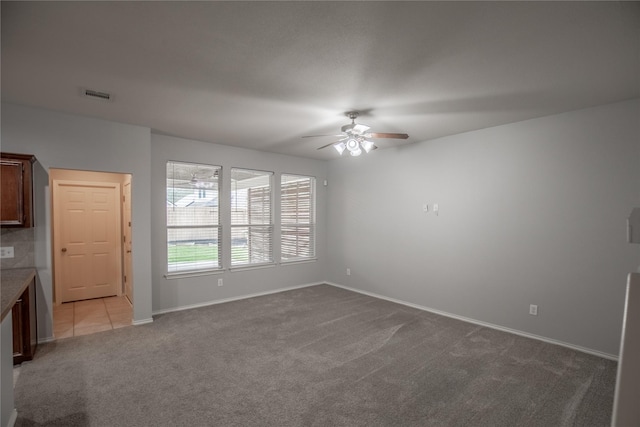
[[0, 153, 35, 228]]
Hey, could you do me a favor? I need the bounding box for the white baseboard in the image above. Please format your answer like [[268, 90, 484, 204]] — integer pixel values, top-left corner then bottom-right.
[[152, 281, 325, 317], [325, 282, 618, 361], [8, 409, 17, 427], [132, 318, 154, 326], [38, 336, 55, 345]]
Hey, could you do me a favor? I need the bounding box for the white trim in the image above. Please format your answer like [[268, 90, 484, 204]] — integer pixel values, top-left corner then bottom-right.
[[152, 281, 324, 316], [325, 281, 618, 361], [8, 409, 17, 427], [280, 258, 317, 266], [132, 318, 154, 326], [164, 269, 224, 279], [38, 336, 55, 345]]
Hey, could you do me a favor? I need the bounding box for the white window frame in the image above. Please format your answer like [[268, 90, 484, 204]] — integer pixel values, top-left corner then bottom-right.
[[166, 161, 222, 275], [230, 168, 274, 269]]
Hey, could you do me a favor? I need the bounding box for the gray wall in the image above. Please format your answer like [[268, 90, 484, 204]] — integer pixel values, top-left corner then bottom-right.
[[3, 99, 639, 357], [1, 103, 328, 329], [1, 103, 154, 328], [32, 161, 52, 339], [150, 134, 328, 313], [326, 99, 640, 356]]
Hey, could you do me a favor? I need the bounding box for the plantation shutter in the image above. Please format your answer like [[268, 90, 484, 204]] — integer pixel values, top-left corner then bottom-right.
[[281, 175, 315, 261], [247, 186, 272, 263]]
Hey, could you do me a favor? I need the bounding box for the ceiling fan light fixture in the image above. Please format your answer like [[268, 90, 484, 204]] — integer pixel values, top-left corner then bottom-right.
[[350, 147, 362, 157], [361, 139, 375, 153], [346, 138, 360, 152], [333, 141, 347, 155]]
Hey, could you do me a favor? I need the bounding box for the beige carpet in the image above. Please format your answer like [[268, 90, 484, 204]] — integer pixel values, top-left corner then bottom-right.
[[14, 284, 616, 426]]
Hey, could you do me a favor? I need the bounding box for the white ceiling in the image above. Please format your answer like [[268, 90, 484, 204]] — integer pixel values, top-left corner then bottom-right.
[[2, 1, 639, 160]]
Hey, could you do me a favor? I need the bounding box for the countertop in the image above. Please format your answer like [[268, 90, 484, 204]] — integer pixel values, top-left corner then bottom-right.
[[1, 268, 36, 321]]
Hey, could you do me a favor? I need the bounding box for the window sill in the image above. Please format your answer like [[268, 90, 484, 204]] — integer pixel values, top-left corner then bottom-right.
[[164, 269, 224, 280], [163, 259, 316, 278], [280, 258, 317, 266], [229, 263, 276, 273]]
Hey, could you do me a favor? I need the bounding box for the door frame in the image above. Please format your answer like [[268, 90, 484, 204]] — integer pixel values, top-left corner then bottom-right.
[[49, 168, 135, 306], [122, 177, 133, 304]]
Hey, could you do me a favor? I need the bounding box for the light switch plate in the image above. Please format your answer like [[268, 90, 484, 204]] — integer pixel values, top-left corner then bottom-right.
[[0, 247, 15, 259]]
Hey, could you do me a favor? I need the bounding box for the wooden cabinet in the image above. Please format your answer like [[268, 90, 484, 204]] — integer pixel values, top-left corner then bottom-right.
[[0, 152, 36, 228], [12, 278, 37, 365]]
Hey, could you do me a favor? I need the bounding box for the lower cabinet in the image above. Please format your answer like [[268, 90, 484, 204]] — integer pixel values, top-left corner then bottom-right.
[[12, 278, 37, 365]]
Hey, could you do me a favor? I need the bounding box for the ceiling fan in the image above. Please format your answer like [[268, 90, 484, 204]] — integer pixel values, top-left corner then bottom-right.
[[303, 111, 409, 156]]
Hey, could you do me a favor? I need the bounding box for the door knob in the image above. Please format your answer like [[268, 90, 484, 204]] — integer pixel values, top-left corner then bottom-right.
[[126, 250, 132, 253], [61, 248, 67, 252]]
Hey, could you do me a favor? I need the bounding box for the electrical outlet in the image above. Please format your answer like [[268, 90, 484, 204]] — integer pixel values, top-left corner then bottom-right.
[[529, 304, 538, 316], [346, 268, 351, 276], [218, 278, 223, 287], [0, 247, 14, 259]]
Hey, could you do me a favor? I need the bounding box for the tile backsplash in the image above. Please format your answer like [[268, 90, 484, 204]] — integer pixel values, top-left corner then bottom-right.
[[1, 227, 35, 269]]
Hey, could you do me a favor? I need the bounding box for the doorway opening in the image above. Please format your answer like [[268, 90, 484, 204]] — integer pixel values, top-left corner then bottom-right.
[[50, 168, 133, 337]]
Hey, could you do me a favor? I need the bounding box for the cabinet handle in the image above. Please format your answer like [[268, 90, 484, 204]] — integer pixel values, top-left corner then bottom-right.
[[61, 248, 67, 252]]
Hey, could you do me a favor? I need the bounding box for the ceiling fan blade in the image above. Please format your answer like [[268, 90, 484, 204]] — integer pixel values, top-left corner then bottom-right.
[[365, 132, 409, 139], [317, 142, 340, 150], [302, 134, 345, 139], [342, 123, 371, 134]]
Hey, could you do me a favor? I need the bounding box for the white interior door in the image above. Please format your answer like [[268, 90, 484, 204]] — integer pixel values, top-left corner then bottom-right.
[[54, 180, 122, 303], [123, 179, 133, 303]]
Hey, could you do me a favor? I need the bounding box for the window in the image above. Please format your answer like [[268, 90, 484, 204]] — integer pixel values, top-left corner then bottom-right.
[[166, 161, 221, 273], [281, 174, 315, 262], [230, 168, 273, 267]]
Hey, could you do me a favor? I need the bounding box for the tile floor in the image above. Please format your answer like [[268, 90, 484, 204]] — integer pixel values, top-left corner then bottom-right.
[[53, 296, 132, 339]]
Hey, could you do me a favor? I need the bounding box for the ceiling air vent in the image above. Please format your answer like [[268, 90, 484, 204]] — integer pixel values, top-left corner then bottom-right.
[[82, 88, 113, 102]]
